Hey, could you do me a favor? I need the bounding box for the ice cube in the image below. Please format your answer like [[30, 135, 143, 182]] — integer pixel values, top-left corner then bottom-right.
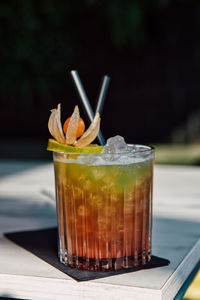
[[102, 135, 128, 161], [103, 135, 128, 153], [102, 145, 116, 154]]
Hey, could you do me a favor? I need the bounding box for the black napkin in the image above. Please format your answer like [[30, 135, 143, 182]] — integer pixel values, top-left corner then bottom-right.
[[4, 228, 170, 281]]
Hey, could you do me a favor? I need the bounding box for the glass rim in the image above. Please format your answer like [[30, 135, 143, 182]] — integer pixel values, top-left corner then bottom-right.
[[53, 144, 155, 156]]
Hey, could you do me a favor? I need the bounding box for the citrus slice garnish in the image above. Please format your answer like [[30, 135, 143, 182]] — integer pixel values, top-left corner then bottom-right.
[[47, 138, 103, 154], [75, 113, 100, 147]]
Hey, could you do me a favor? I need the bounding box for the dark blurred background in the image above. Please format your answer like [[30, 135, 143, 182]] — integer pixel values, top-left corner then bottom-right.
[[1, 0, 200, 160]]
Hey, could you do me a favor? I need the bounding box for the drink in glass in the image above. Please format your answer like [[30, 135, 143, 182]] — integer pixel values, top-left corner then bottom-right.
[[53, 145, 154, 271]]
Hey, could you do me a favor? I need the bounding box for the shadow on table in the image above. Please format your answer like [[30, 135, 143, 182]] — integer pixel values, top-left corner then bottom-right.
[[0, 159, 49, 179], [153, 216, 200, 252], [153, 216, 200, 299], [0, 195, 56, 219], [0, 295, 28, 300]]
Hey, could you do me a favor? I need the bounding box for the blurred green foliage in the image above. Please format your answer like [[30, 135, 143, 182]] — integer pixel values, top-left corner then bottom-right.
[[0, 0, 173, 104], [155, 144, 200, 165]]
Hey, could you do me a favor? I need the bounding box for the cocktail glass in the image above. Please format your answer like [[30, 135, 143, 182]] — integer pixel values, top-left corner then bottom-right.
[[53, 145, 154, 271]]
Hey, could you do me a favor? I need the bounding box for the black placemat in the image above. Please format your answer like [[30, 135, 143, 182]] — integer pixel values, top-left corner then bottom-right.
[[4, 228, 170, 281]]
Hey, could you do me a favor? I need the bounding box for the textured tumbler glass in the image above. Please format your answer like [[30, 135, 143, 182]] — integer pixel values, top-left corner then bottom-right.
[[53, 145, 154, 271]]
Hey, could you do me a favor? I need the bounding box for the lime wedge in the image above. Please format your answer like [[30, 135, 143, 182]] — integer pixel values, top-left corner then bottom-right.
[[47, 139, 103, 154]]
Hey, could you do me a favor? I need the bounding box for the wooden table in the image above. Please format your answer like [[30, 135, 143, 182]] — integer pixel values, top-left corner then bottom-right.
[[0, 160, 199, 300]]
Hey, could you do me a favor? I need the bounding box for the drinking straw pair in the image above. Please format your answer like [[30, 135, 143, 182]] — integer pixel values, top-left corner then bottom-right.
[[70, 70, 110, 146]]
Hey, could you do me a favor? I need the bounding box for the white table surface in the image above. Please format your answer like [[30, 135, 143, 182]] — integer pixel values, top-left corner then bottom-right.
[[0, 160, 199, 300]]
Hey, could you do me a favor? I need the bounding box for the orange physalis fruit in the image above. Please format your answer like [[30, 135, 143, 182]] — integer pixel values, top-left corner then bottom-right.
[[63, 117, 85, 138]]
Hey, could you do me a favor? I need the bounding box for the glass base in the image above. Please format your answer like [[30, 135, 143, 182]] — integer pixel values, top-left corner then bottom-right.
[[60, 251, 151, 271]]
